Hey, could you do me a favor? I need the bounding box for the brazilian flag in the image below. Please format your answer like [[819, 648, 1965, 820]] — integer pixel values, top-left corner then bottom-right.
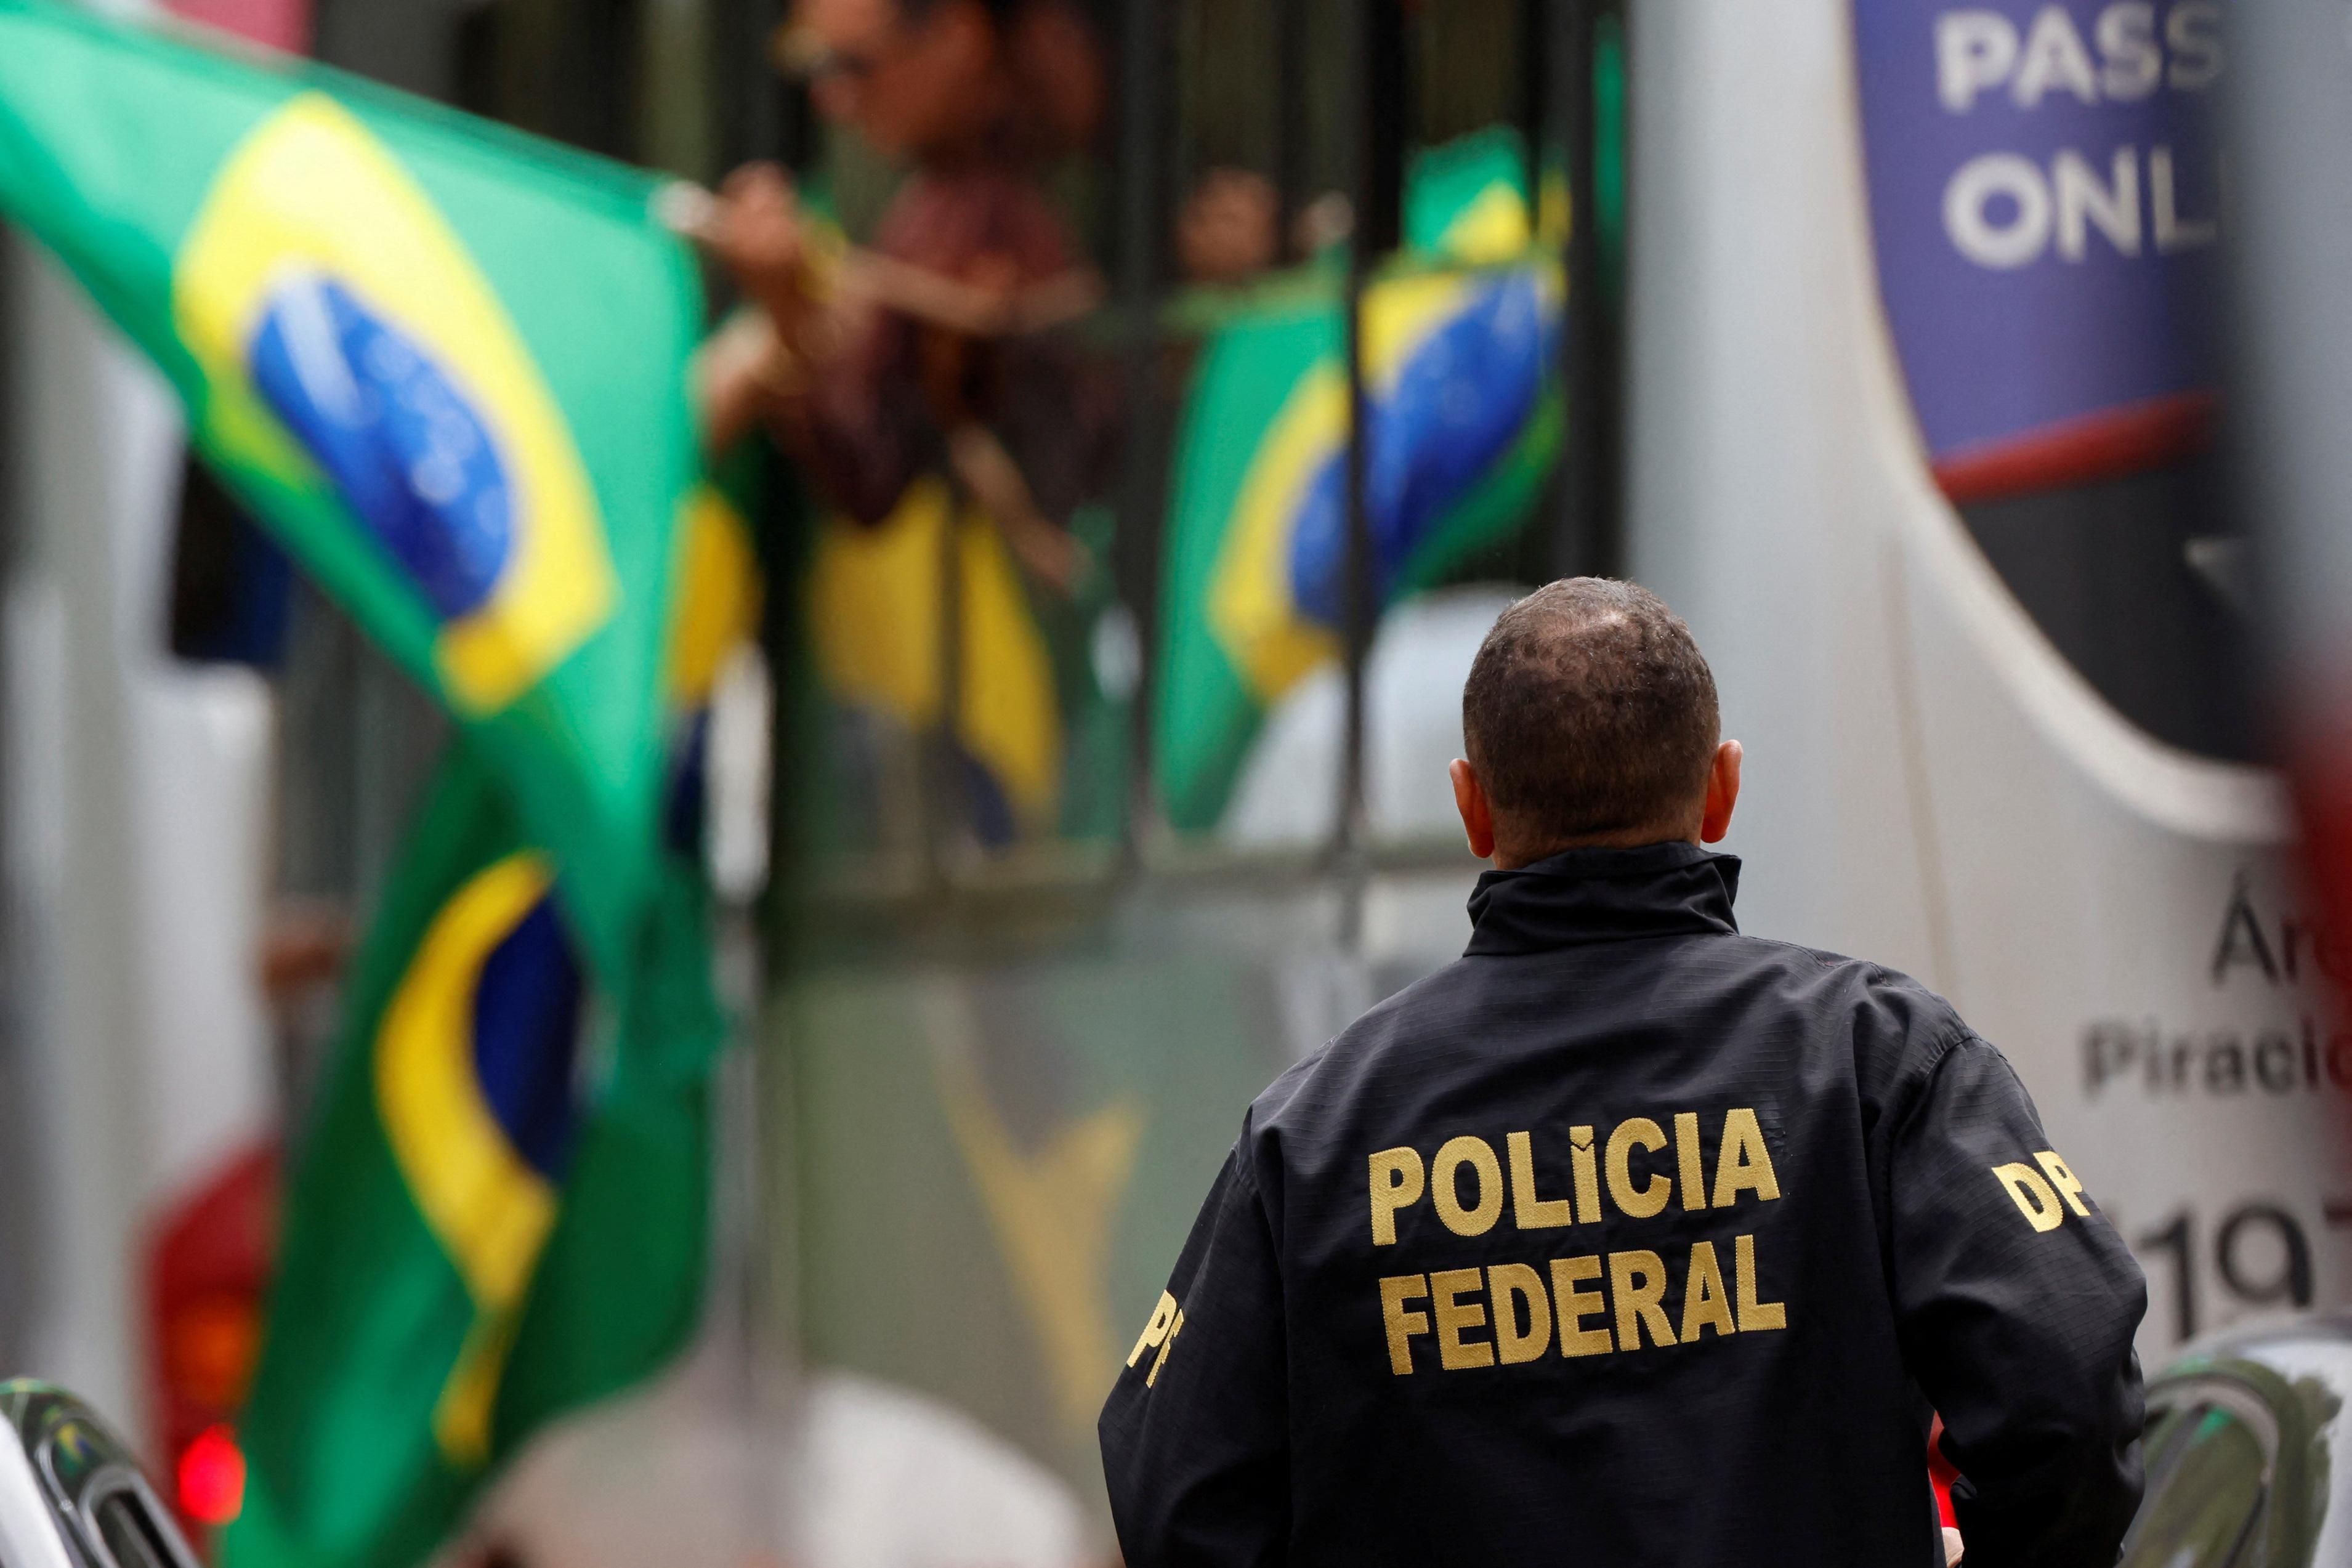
[[0, 0, 705, 969], [0, 3, 745, 1562], [1155, 130, 1566, 833], [225, 492, 751, 1568], [230, 744, 723, 1568]]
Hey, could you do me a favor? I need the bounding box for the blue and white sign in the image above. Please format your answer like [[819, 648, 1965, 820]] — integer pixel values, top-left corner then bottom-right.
[[1852, 1, 2224, 495]]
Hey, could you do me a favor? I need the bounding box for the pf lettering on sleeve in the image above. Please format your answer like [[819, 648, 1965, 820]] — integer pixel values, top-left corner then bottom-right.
[[1125, 1290, 1186, 1387]]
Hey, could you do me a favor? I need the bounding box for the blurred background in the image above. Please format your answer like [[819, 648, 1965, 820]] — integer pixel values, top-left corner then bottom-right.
[[0, 0, 2343, 1563]]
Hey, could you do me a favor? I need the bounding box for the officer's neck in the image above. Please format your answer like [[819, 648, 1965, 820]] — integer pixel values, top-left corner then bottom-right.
[[1490, 826, 1702, 871]]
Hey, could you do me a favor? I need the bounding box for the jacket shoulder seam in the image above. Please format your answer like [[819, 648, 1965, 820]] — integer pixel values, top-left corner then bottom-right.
[[1918, 1024, 1974, 1074], [1710, 932, 1862, 976], [1894, 1028, 1976, 1125]]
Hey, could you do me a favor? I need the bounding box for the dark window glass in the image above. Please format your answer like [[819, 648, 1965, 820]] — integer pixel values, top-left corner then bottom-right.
[[93, 1495, 184, 1568]]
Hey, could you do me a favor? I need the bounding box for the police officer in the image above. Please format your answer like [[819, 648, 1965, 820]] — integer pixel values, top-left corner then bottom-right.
[[1099, 580, 2146, 1566]]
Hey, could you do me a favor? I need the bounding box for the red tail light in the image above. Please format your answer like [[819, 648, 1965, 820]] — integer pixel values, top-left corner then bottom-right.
[[176, 1423, 246, 1527]]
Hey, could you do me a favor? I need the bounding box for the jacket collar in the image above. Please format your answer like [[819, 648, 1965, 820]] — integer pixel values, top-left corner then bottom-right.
[[1464, 841, 1742, 956]]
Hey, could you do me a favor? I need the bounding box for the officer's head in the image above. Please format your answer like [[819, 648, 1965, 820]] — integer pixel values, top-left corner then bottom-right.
[[1451, 578, 1742, 868]]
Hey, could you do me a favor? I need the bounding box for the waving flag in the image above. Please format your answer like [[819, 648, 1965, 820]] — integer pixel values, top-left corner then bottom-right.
[[807, 478, 1067, 843], [232, 490, 754, 1568], [0, 0, 704, 966], [0, 4, 755, 1562], [228, 747, 724, 1568], [1155, 130, 1566, 833]]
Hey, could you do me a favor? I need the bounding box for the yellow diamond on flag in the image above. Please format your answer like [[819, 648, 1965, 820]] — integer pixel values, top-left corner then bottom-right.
[[174, 92, 616, 713]]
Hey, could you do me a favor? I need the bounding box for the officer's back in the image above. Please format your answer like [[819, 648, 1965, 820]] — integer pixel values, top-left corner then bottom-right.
[[1099, 580, 2147, 1567]]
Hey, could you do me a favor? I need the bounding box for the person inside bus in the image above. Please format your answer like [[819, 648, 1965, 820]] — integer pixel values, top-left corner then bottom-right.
[[696, 0, 1114, 597], [1101, 578, 2147, 1567]]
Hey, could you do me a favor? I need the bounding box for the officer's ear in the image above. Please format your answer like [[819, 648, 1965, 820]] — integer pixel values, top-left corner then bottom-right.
[[1450, 758, 1496, 862], [1699, 740, 1742, 844]]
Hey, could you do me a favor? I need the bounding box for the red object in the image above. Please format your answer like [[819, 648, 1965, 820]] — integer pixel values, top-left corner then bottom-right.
[[162, 0, 312, 53], [145, 1146, 278, 1547], [1928, 1415, 1960, 1529], [176, 1425, 246, 1527], [1932, 390, 2217, 505]]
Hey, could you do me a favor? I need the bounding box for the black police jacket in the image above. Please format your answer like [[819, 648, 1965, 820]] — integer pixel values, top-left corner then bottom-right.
[[1100, 841, 2147, 1567]]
